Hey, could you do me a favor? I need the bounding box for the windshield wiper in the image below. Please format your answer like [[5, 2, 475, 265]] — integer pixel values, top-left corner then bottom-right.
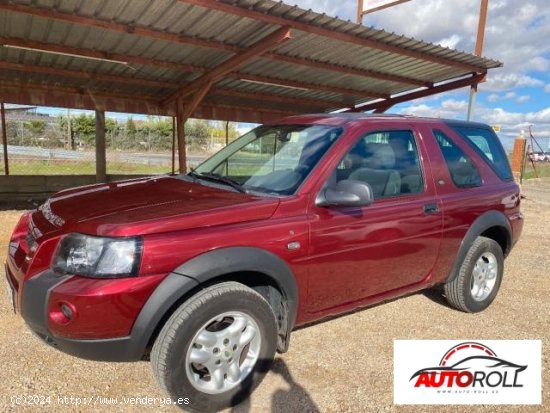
[[189, 171, 247, 193]]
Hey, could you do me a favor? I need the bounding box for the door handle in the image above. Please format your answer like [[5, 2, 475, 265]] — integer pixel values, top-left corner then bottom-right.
[[423, 203, 439, 214]]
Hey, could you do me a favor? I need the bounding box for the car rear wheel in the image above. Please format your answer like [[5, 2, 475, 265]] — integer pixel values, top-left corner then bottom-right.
[[443, 236, 504, 313], [151, 281, 278, 412]]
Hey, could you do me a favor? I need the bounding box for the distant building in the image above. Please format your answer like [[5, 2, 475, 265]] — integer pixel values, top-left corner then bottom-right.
[[5, 105, 56, 125]]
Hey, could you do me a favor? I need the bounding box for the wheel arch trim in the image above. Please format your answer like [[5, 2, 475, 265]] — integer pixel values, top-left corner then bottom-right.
[[445, 210, 511, 283], [172, 247, 298, 332]]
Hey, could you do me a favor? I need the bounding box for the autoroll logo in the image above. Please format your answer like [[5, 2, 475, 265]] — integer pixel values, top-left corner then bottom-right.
[[411, 341, 526, 390], [394, 340, 541, 405]]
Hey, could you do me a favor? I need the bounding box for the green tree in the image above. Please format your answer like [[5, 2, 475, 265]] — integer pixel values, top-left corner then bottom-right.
[[6, 120, 20, 145], [72, 114, 95, 147], [24, 120, 46, 135], [105, 118, 120, 149], [186, 119, 209, 151], [126, 117, 137, 141], [23, 120, 47, 146]]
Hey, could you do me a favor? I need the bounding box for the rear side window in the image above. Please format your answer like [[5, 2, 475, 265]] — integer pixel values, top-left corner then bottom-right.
[[450, 126, 513, 181], [433, 130, 481, 188]]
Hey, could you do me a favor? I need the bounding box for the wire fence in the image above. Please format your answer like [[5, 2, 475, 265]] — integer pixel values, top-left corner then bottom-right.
[[0, 108, 239, 176]]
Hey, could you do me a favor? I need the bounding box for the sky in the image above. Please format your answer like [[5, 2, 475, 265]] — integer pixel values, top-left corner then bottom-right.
[[290, 0, 550, 149], [20, 0, 550, 149]]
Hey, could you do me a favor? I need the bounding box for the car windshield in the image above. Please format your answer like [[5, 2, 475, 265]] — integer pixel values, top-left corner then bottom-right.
[[191, 124, 343, 195]]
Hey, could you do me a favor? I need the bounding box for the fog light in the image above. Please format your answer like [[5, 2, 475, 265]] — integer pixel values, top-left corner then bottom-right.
[[49, 302, 76, 325], [60, 303, 73, 320]]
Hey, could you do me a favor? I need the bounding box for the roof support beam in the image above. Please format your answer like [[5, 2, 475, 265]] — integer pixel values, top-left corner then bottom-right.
[[348, 73, 487, 113], [179, 0, 483, 72], [0, 36, 388, 99], [0, 80, 300, 122], [0, 36, 205, 74], [0, 79, 162, 106], [0, 60, 355, 109], [0, 4, 432, 86], [0, 61, 179, 90], [164, 26, 292, 105]]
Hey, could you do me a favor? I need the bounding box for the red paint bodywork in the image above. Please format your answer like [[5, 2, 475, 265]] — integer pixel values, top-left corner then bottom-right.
[[6, 115, 523, 340]]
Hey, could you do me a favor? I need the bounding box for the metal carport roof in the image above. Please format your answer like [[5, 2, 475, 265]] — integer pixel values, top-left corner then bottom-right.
[[0, 0, 501, 123]]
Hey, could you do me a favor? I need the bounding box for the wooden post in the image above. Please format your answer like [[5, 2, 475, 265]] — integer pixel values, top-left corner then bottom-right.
[[172, 116, 176, 175], [66, 108, 72, 150], [95, 110, 106, 183], [176, 98, 187, 173], [1, 102, 8, 175], [225, 120, 229, 146]]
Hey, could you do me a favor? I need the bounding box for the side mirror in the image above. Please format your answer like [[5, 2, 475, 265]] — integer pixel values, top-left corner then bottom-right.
[[316, 180, 374, 208]]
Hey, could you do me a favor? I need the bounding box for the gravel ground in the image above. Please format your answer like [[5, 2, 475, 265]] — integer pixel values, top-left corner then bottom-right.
[[0, 180, 548, 413]]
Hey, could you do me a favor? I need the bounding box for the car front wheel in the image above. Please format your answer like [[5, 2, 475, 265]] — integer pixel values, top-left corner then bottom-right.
[[151, 281, 278, 412]]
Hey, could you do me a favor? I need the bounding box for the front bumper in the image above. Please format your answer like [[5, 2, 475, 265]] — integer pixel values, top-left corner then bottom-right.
[[15, 267, 199, 362], [20, 270, 139, 361]]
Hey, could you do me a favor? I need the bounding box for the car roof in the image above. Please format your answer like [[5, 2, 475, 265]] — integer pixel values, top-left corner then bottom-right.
[[267, 113, 492, 130]]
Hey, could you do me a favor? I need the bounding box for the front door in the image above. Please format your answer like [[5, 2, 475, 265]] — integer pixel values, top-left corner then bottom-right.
[[306, 126, 442, 312]]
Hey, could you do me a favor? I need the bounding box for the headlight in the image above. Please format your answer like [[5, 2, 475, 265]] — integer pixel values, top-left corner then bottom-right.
[[53, 233, 142, 278]]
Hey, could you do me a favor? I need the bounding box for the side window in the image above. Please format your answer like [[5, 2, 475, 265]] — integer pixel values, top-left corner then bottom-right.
[[450, 126, 513, 181], [330, 130, 423, 199], [433, 130, 481, 188]]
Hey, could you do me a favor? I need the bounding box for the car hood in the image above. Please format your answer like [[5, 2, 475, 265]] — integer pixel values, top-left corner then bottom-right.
[[30, 176, 280, 238]]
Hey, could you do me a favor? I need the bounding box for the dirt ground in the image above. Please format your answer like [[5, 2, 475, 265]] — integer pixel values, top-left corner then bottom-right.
[[0, 180, 548, 413]]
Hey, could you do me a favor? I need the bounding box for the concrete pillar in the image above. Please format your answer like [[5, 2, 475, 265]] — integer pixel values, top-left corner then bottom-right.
[[95, 110, 106, 183]]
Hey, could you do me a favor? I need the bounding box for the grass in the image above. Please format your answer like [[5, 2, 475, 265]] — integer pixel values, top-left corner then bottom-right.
[[6, 160, 171, 175], [523, 162, 550, 180]]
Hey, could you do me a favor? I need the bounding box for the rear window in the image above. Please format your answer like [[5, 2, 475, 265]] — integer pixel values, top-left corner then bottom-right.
[[433, 130, 481, 188], [450, 126, 513, 181]]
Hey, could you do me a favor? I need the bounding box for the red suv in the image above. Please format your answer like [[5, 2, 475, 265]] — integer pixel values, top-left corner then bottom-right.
[[5, 115, 523, 412]]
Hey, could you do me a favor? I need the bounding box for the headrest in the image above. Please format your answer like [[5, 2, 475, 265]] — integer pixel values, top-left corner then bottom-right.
[[365, 143, 395, 169]]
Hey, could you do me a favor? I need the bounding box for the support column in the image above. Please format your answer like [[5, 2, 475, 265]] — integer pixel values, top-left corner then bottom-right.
[[357, 0, 364, 24], [172, 116, 176, 175], [176, 98, 187, 173], [225, 120, 229, 146], [1, 102, 8, 175], [95, 110, 106, 183], [467, 0, 489, 121], [467, 84, 478, 121]]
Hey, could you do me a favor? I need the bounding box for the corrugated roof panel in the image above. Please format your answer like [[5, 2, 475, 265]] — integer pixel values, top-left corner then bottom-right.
[[0, 0, 502, 121]]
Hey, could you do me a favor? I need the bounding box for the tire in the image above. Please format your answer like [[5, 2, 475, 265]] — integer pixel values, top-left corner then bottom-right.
[[443, 236, 504, 313], [151, 281, 278, 412]]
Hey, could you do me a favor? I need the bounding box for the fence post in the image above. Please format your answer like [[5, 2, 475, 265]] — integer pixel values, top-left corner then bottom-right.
[[95, 110, 106, 183], [1, 102, 9, 175]]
